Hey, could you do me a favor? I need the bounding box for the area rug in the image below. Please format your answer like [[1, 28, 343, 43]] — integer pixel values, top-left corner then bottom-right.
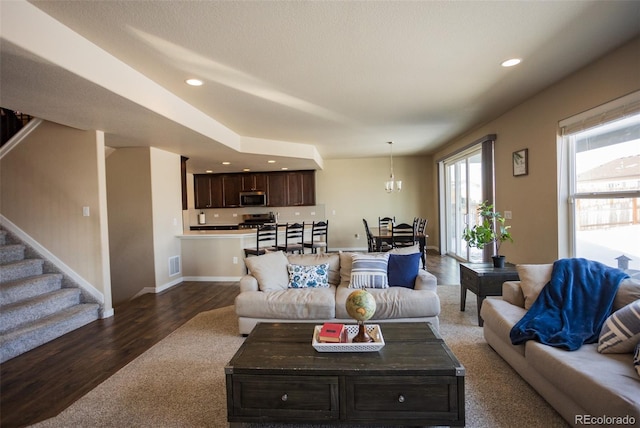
[[32, 286, 568, 428]]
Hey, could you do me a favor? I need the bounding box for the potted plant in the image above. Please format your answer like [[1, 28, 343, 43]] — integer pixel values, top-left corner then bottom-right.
[[462, 201, 513, 268]]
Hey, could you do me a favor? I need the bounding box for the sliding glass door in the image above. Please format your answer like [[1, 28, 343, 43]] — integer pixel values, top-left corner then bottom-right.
[[443, 149, 483, 261]]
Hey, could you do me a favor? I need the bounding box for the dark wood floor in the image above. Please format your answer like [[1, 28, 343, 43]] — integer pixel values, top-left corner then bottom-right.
[[0, 252, 460, 428]]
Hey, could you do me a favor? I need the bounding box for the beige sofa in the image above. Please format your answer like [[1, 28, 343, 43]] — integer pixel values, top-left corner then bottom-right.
[[481, 269, 640, 427], [235, 249, 440, 335]]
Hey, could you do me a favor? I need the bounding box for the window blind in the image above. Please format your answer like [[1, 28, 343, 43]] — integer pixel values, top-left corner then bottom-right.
[[560, 91, 640, 136]]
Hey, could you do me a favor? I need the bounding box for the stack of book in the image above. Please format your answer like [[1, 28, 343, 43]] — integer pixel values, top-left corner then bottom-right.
[[318, 323, 347, 343]]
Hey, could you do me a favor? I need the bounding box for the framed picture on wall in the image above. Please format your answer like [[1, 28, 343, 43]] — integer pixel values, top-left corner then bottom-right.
[[513, 149, 528, 176]]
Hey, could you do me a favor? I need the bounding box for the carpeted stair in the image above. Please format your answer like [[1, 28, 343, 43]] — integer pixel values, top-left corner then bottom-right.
[[0, 230, 100, 363]]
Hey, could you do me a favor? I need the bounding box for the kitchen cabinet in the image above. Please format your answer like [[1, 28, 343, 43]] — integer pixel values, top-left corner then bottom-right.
[[266, 172, 287, 207], [194, 175, 224, 208], [222, 174, 243, 207], [194, 170, 315, 209], [242, 173, 267, 192], [292, 170, 315, 206]]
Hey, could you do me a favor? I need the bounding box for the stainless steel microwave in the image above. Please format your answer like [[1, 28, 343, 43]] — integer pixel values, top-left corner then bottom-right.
[[239, 191, 267, 207]]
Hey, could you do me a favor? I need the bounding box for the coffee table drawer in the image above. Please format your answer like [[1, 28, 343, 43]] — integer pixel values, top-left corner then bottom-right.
[[230, 374, 339, 419], [345, 375, 463, 423]]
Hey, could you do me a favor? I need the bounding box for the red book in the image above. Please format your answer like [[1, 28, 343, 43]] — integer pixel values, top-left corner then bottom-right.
[[319, 323, 345, 343]]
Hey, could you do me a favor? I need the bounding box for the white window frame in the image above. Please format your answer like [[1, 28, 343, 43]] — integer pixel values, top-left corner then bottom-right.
[[558, 91, 640, 263]]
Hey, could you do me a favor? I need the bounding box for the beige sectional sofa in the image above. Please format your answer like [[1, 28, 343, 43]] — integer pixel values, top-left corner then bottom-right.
[[235, 248, 440, 335], [481, 269, 640, 427]]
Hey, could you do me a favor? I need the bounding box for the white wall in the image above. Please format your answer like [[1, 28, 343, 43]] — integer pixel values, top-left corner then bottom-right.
[[1, 121, 112, 312], [150, 147, 183, 289]]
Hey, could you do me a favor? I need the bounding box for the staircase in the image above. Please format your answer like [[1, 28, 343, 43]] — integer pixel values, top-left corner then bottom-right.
[[0, 230, 100, 363]]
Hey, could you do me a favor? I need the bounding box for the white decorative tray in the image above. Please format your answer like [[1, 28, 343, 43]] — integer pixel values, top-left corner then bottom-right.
[[312, 324, 385, 352]]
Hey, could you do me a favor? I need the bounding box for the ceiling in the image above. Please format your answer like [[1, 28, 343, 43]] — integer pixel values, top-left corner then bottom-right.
[[1, 1, 639, 174]]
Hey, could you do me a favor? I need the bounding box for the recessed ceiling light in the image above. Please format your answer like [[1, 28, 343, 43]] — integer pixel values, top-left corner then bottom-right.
[[501, 58, 522, 67], [281, 167, 288, 170], [205, 170, 213, 173], [243, 168, 251, 172], [267, 160, 276, 164], [221, 161, 231, 165], [185, 78, 203, 86]]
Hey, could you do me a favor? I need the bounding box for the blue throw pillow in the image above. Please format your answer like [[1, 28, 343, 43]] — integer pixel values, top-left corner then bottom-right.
[[387, 253, 421, 288]]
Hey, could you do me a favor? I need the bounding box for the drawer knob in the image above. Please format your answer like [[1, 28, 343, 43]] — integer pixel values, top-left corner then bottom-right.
[[281, 393, 288, 402], [398, 394, 405, 403]]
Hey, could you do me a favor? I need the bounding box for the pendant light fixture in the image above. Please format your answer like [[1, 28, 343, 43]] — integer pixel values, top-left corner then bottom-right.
[[385, 141, 402, 193]]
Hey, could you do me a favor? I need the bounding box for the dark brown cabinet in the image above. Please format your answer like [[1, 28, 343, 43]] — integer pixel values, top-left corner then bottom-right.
[[242, 173, 267, 192], [222, 174, 242, 207], [195, 170, 315, 209], [267, 171, 315, 207], [266, 172, 288, 207], [194, 175, 224, 209]]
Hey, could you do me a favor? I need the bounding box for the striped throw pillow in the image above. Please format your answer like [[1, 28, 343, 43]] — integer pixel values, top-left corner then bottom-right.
[[598, 300, 640, 354], [634, 341, 640, 377], [349, 253, 390, 289]]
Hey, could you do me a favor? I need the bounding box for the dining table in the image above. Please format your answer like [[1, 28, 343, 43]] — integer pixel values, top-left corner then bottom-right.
[[371, 227, 428, 268]]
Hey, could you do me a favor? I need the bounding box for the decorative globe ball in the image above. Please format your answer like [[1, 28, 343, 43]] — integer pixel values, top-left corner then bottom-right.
[[345, 289, 376, 322]]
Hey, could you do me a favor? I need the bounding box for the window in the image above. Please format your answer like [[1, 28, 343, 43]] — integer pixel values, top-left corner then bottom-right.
[[560, 92, 640, 271], [438, 135, 496, 262]]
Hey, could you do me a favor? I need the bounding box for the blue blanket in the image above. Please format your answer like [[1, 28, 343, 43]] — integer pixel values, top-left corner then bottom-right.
[[510, 258, 628, 351]]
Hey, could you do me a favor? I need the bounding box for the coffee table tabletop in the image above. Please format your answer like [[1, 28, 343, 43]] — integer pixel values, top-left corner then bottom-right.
[[226, 322, 465, 426]]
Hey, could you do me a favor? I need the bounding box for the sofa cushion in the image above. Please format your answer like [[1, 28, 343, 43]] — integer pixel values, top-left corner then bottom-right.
[[480, 298, 528, 357], [244, 251, 289, 291], [598, 300, 640, 354], [235, 286, 336, 319], [335, 284, 440, 319], [516, 264, 553, 309], [349, 253, 390, 289], [287, 253, 340, 286], [527, 341, 640, 420], [614, 277, 640, 311], [287, 263, 330, 288], [388, 244, 420, 255], [388, 253, 421, 288]]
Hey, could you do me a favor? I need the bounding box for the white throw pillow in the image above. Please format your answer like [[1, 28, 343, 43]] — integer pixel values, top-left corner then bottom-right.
[[349, 253, 390, 289], [516, 264, 553, 309], [244, 251, 289, 291], [288, 253, 340, 286], [287, 263, 330, 288]]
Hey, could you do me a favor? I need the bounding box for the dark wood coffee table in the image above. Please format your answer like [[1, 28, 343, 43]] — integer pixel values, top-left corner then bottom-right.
[[225, 322, 465, 426]]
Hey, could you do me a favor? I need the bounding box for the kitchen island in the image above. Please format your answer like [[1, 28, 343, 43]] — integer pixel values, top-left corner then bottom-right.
[[179, 229, 258, 280]]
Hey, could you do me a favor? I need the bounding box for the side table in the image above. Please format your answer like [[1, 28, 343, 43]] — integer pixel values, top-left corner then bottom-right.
[[459, 263, 519, 326]]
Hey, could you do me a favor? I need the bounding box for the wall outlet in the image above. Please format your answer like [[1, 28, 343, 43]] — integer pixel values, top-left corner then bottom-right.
[[82, 206, 90, 217], [311, 211, 316, 216], [214, 213, 219, 218], [232, 257, 238, 264], [295, 212, 300, 216], [504, 210, 512, 219], [232, 213, 238, 217]]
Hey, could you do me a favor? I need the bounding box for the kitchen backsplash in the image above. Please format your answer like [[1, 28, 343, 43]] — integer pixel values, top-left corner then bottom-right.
[[184, 205, 326, 229]]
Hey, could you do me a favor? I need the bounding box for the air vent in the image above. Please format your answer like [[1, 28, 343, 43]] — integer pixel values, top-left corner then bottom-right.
[[169, 256, 181, 277]]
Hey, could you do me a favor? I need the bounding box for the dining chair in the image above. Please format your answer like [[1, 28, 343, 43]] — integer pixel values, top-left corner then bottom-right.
[[362, 219, 376, 252], [391, 222, 416, 248], [378, 216, 395, 232], [303, 220, 328, 253], [418, 218, 428, 235], [244, 224, 279, 258], [276, 222, 305, 254]]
